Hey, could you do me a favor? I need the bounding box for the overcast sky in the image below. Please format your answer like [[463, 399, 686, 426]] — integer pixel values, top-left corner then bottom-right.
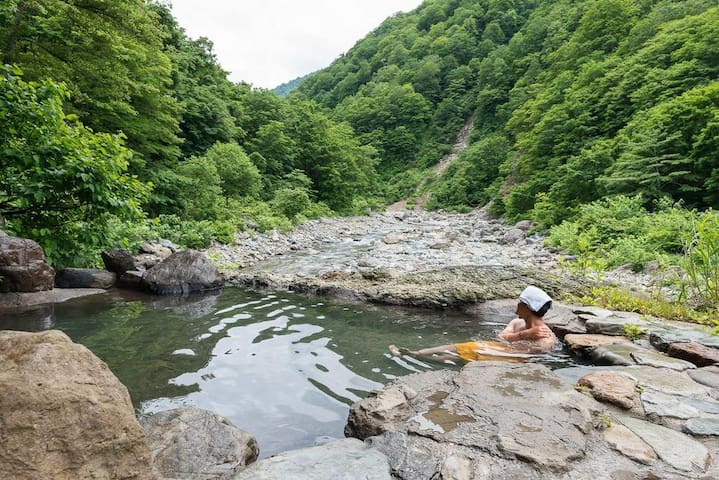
[[170, 0, 424, 89]]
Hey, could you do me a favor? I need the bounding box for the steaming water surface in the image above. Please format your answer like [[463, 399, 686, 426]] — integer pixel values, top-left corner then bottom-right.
[[1, 287, 574, 457]]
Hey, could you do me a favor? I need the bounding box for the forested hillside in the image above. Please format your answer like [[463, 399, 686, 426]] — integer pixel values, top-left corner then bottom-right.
[[0, 0, 376, 266], [297, 0, 719, 223], [273, 74, 311, 97]]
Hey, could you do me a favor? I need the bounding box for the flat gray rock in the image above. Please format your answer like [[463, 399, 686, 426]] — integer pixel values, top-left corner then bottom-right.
[[616, 366, 710, 396], [573, 306, 613, 320], [565, 333, 631, 348], [650, 328, 713, 351], [585, 314, 649, 336], [683, 418, 719, 436], [688, 366, 719, 389], [0, 288, 106, 310], [630, 350, 696, 371], [640, 390, 699, 419], [620, 416, 709, 473], [234, 438, 391, 480], [683, 397, 719, 415]]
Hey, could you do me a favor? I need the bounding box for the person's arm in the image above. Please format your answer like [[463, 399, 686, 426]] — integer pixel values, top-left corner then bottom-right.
[[500, 324, 554, 343], [498, 318, 525, 341]]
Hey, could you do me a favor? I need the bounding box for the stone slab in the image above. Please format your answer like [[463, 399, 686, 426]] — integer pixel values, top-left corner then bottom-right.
[[668, 342, 719, 367], [0, 288, 106, 310], [688, 366, 719, 389], [683, 418, 719, 436], [234, 438, 391, 480], [564, 334, 630, 351], [650, 328, 714, 351], [620, 416, 709, 473], [577, 371, 638, 409], [630, 349, 696, 371], [603, 424, 657, 465], [585, 314, 649, 336], [640, 390, 699, 419], [615, 366, 710, 396]]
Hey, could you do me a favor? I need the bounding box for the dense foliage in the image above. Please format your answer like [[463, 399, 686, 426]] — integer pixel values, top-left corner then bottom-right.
[[0, 0, 376, 266], [297, 0, 719, 221], [273, 74, 311, 97], [0, 66, 148, 266]]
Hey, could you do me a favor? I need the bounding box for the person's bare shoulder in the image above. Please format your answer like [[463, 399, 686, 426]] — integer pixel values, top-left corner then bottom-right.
[[507, 318, 525, 332]]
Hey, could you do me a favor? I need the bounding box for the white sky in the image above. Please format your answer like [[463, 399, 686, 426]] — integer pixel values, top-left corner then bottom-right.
[[170, 0, 424, 89]]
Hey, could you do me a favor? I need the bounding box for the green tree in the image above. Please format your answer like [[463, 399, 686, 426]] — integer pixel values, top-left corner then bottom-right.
[[203, 142, 261, 199], [1, 0, 181, 168], [0, 67, 149, 266]]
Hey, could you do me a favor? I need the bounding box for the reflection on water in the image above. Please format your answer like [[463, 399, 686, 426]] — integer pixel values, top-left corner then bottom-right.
[[0, 287, 575, 457]]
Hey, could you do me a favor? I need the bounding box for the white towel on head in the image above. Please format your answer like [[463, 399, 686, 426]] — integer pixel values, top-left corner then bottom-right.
[[519, 286, 552, 312]]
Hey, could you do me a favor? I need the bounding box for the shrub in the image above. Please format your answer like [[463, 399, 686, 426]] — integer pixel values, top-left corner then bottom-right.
[[272, 187, 311, 218], [680, 211, 719, 308]]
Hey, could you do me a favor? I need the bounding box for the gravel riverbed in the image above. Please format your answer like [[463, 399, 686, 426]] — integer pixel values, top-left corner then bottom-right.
[[207, 210, 659, 306]]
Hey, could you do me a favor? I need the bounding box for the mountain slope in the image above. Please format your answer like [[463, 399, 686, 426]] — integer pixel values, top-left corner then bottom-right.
[[297, 0, 719, 223]]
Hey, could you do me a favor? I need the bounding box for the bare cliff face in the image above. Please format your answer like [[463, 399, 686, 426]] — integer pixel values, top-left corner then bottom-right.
[[0, 330, 158, 480]]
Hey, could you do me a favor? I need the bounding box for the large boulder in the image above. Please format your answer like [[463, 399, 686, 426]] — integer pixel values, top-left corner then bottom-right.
[[55, 268, 116, 289], [102, 248, 140, 274], [0, 231, 55, 292], [347, 362, 716, 479], [141, 408, 258, 479], [141, 250, 223, 295], [0, 330, 157, 480]]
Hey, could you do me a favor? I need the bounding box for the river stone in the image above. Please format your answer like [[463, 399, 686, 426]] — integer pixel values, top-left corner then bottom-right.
[[514, 220, 533, 231], [564, 334, 631, 352], [438, 453, 474, 480], [603, 424, 657, 465], [141, 242, 173, 259], [55, 268, 116, 289], [101, 248, 139, 274], [577, 371, 638, 409], [640, 390, 700, 419], [616, 366, 711, 397], [141, 250, 224, 295], [141, 408, 258, 479], [688, 366, 719, 389], [382, 232, 406, 244], [345, 385, 416, 438], [590, 343, 644, 366], [499, 228, 525, 245], [684, 396, 719, 414], [574, 306, 614, 320], [0, 233, 55, 292], [619, 416, 709, 473], [234, 438, 391, 480], [683, 418, 719, 436], [650, 328, 707, 351], [668, 342, 719, 367], [349, 362, 593, 471], [0, 288, 105, 310], [585, 314, 649, 336], [630, 349, 696, 371], [0, 330, 157, 480]]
